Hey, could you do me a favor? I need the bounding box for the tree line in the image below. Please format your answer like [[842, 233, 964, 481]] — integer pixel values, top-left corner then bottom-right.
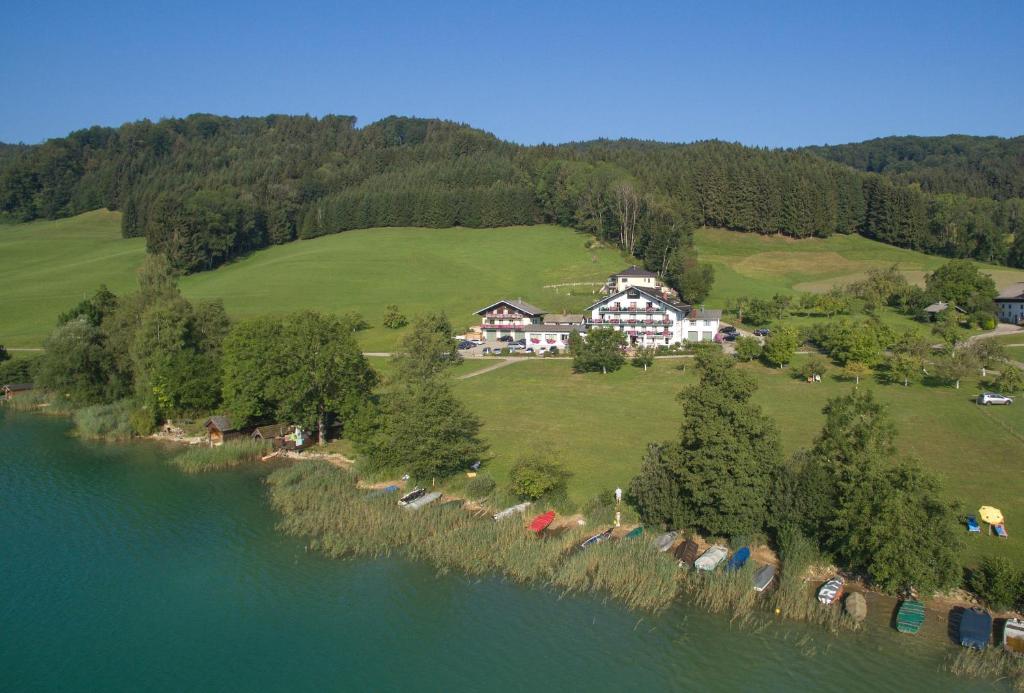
[[3, 116, 1024, 282]]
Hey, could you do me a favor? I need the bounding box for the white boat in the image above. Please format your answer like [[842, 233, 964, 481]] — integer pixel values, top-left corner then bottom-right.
[[397, 487, 426, 506], [402, 491, 442, 510], [653, 531, 679, 552], [492, 502, 531, 521], [1004, 618, 1024, 657], [694, 545, 728, 571]]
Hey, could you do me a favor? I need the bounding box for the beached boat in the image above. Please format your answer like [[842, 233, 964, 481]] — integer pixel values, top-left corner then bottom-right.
[[397, 487, 426, 506], [1003, 618, 1024, 656], [529, 511, 556, 533], [694, 545, 728, 572], [365, 485, 399, 498], [959, 607, 992, 649], [624, 526, 643, 539], [726, 546, 750, 572], [817, 576, 845, 605], [753, 564, 777, 592], [402, 491, 442, 510], [675, 539, 699, 567], [653, 531, 679, 552], [579, 528, 613, 549], [492, 502, 531, 521], [896, 599, 926, 634], [845, 592, 867, 622]]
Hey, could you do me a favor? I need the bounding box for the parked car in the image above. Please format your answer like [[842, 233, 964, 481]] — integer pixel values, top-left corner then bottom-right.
[[977, 392, 1013, 405], [482, 347, 492, 355], [512, 338, 527, 347], [525, 347, 535, 354], [725, 333, 739, 342], [753, 328, 771, 337], [720, 325, 738, 334], [457, 340, 475, 350], [497, 335, 514, 343]]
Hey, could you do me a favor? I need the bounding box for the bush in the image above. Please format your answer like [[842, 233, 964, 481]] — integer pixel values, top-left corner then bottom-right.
[[382, 305, 407, 329], [734, 336, 761, 362], [130, 406, 159, 436], [73, 400, 137, 440], [509, 456, 570, 500], [969, 556, 1022, 611], [465, 474, 496, 499], [547, 346, 559, 356]]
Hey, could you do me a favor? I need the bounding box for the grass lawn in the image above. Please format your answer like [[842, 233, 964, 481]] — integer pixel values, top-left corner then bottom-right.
[[696, 226, 1024, 304], [453, 354, 1024, 567], [181, 225, 626, 352], [0, 210, 146, 347]]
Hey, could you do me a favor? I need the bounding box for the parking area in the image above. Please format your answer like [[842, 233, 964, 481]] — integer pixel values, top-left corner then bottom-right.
[[456, 338, 565, 357]]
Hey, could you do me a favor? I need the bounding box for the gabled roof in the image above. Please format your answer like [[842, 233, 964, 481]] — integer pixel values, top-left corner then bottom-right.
[[587, 285, 690, 313], [475, 299, 546, 316], [2, 383, 33, 392], [996, 282, 1024, 301], [204, 416, 235, 433], [924, 301, 949, 313], [524, 324, 584, 334], [612, 265, 657, 278], [252, 423, 290, 439], [543, 313, 584, 323]]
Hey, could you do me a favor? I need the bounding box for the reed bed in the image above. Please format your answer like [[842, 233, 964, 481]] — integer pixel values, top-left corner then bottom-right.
[[684, 565, 760, 618], [947, 647, 1024, 691], [72, 400, 136, 440], [169, 440, 267, 474], [552, 537, 680, 611], [768, 529, 858, 633]]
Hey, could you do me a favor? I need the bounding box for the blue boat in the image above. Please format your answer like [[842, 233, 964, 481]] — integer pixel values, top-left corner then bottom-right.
[[365, 485, 399, 499], [726, 546, 750, 572], [959, 607, 993, 649], [966, 515, 981, 533]]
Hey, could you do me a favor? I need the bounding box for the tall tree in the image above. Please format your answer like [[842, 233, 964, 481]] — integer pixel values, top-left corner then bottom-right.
[[628, 353, 782, 537]]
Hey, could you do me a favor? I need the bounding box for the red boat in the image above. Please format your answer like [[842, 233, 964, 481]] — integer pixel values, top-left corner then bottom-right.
[[529, 511, 556, 533]]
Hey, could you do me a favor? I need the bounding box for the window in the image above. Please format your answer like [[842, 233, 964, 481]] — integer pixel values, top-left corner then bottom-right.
[[704, 320, 710, 327]]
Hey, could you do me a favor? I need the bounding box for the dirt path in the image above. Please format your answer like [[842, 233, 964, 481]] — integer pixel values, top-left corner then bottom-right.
[[457, 358, 521, 379]]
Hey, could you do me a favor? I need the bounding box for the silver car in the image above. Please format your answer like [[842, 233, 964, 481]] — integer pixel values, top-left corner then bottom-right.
[[977, 392, 1014, 405]]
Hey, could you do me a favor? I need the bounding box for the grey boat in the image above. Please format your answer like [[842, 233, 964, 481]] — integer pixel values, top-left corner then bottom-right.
[[653, 531, 679, 552], [402, 491, 442, 510], [492, 502, 532, 521]]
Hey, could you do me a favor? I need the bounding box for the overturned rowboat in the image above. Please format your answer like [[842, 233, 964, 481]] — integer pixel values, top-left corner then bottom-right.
[[579, 528, 613, 549], [493, 502, 531, 521], [653, 531, 678, 552]]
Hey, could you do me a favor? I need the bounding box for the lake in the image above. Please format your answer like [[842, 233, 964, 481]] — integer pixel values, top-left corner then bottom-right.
[[0, 412, 994, 691]]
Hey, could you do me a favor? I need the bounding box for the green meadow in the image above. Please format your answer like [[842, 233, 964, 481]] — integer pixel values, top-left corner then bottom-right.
[[453, 355, 1024, 567], [0, 210, 146, 347]]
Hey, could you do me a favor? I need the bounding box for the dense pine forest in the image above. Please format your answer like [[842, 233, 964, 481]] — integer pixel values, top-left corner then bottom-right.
[[2, 115, 1023, 291]]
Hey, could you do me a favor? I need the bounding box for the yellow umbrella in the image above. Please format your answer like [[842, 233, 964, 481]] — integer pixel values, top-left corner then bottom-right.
[[979, 506, 1004, 525]]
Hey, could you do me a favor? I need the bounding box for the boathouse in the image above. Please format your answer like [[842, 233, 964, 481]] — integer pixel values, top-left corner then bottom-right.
[[2, 382, 34, 400], [203, 416, 239, 447]]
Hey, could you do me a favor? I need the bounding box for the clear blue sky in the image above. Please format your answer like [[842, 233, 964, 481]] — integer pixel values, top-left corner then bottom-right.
[[2, 0, 1021, 147]]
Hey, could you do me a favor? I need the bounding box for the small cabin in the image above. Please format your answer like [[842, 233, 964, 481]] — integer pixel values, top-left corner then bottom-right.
[[2, 383, 34, 400], [203, 416, 239, 447], [251, 423, 308, 450]]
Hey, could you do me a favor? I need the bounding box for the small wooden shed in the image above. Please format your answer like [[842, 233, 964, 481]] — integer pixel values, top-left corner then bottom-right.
[[2, 383, 34, 400], [203, 416, 238, 447]]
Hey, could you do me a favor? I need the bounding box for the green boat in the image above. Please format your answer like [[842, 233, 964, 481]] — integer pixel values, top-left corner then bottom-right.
[[896, 599, 926, 634], [624, 526, 643, 539]]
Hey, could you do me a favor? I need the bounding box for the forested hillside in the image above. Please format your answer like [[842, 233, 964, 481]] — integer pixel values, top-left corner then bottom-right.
[[2, 116, 1023, 284], [804, 135, 1024, 200]]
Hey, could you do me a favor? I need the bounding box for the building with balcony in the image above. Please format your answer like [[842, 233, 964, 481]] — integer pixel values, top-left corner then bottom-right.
[[586, 285, 720, 347], [475, 299, 546, 340]]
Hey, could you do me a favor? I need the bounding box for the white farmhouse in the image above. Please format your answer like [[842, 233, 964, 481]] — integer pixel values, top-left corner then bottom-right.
[[996, 283, 1024, 325], [586, 285, 721, 347]]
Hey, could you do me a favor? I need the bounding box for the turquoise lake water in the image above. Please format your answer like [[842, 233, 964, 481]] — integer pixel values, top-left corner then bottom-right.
[[0, 412, 997, 691]]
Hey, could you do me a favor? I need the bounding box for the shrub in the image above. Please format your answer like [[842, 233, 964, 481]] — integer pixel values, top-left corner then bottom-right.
[[509, 456, 570, 500], [465, 474, 497, 499], [969, 556, 1022, 611], [734, 336, 761, 362], [382, 305, 407, 329], [73, 400, 137, 440], [130, 406, 159, 436], [547, 346, 559, 356], [993, 365, 1024, 395]]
